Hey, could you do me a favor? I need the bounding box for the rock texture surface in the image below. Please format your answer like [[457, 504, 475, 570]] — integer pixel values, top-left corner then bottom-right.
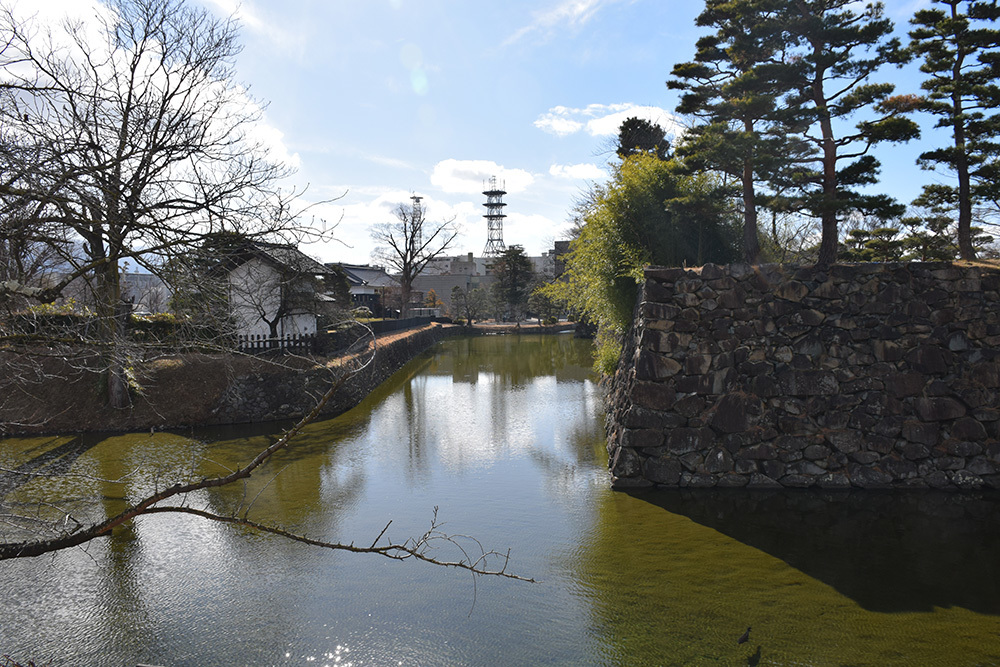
[[606, 263, 1000, 490]]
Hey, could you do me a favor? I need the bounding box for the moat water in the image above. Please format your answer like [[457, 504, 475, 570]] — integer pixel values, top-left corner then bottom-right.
[[2, 334, 1000, 665]]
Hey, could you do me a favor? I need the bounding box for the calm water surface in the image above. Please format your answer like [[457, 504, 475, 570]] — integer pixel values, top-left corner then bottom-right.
[[2, 334, 1000, 666]]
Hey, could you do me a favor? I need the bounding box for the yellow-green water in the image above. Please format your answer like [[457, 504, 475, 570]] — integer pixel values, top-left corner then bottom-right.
[[2, 334, 999, 665]]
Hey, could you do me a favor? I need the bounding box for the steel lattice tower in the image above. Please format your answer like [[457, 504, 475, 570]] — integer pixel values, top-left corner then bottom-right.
[[482, 176, 506, 257]]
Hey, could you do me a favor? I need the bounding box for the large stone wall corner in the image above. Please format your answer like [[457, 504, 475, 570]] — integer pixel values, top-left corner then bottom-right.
[[606, 263, 1000, 491]]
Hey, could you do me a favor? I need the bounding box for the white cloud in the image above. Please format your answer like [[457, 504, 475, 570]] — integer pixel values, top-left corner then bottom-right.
[[549, 163, 606, 180], [533, 110, 584, 137], [534, 103, 684, 141], [245, 109, 301, 171], [202, 0, 300, 54], [505, 0, 633, 45], [431, 159, 534, 195]]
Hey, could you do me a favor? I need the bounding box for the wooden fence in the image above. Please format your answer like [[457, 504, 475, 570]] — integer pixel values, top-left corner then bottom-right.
[[237, 332, 318, 354]]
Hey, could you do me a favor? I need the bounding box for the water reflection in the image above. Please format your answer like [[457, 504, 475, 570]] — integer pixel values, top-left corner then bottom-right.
[[631, 488, 1000, 614], [6, 334, 1000, 666]]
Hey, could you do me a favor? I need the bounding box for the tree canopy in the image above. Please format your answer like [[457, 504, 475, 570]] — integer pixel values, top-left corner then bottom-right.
[[908, 0, 1000, 259], [546, 152, 739, 372], [669, 0, 804, 264]]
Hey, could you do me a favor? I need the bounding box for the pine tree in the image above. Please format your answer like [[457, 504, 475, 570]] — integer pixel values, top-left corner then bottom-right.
[[668, 0, 803, 264], [616, 117, 671, 161], [782, 0, 921, 267], [908, 0, 1000, 259]]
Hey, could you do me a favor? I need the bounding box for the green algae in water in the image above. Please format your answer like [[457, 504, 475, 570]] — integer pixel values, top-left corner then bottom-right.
[[573, 488, 1000, 666]]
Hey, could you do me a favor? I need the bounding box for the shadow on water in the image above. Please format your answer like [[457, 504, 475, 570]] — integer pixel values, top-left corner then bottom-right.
[[0, 433, 105, 495], [629, 487, 1000, 614]]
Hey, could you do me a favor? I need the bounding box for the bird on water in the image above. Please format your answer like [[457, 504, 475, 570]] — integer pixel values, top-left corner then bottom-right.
[[738, 626, 751, 644]]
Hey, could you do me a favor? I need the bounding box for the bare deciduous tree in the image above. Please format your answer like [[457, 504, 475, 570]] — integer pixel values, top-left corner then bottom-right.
[[0, 0, 332, 406], [371, 199, 458, 318]]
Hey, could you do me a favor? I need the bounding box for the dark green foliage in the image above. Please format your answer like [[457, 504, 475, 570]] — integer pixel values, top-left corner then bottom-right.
[[900, 212, 957, 261], [491, 246, 535, 320], [544, 152, 739, 372], [779, 0, 921, 267], [669, 0, 805, 263], [527, 287, 560, 324], [322, 265, 352, 309], [908, 0, 1000, 259], [616, 117, 671, 160], [839, 227, 904, 262], [450, 285, 489, 325]]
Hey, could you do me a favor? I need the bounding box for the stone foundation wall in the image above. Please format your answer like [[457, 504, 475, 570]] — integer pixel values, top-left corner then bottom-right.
[[606, 263, 1000, 490], [212, 324, 456, 424], [1, 324, 458, 434]]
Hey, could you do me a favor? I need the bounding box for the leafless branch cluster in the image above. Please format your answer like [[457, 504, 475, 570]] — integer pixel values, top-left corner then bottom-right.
[[0, 0, 338, 407], [371, 200, 458, 317]]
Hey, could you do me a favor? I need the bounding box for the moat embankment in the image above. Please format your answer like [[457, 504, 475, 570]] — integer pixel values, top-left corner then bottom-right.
[[0, 323, 461, 435]]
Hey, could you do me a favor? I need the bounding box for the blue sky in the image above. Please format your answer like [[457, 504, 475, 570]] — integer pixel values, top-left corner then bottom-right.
[[33, 0, 939, 264]]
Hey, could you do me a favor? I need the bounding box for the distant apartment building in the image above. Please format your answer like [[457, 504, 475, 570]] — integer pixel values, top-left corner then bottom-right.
[[411, 242, 570, 317]]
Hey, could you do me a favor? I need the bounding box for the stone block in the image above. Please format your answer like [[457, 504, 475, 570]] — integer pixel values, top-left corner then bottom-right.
[[905, 345, 953, 375], [636, 350, 683, 381], [967, 457, 997, 476], [709, 393, 756, 434], [761, 459, 785, 479], [899, 441, 931, 460], [666, 427, 713, 454], [735, 459, 758, 474], [704, 447, 734, 473], [775, 281, 809, 302], [902, 420, 939, 445], [674, 394, 706, 418], [914, 397, 967, 422], [874, 416, 905, 437], [850, 451, 880, 465], [610, 446, 642, 478], [631, 382, 677, 410], [804, 444, 830, 461], [739, 444, 777, 460], [622, 428, 664, 449], [682, 473, 717, 488], [778, 370, 839, 396], [884, 373, 927, 398], [827, 431, 863, 454], [848, 464, 893, 489], [680, 452, 705, 472], [884, 457, 918, 479], [926, 470, 953, 489], [717, 474, 749, 487], [645, 267, 687, 282], [676, 374, 711, 394], [685, 354, 712, 375], [780, 474, 815, 488], [816, 473, 851, 489], [952, 470, 984, 489], [747, 473, 782, 489], [790, 460, 827, 476], [945, 439, 983, 457], [611, 476, 655, 489], [643, 456, 682, 485]]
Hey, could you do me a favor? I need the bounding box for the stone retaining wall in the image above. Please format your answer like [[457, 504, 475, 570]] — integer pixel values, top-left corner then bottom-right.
[[606, 263, 1000, 490], [211, 324, 456, 424], [0, 324, 458, 435]]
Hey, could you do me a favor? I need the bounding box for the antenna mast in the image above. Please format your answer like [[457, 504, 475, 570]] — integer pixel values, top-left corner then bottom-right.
[[410, 194, 423, 256]]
